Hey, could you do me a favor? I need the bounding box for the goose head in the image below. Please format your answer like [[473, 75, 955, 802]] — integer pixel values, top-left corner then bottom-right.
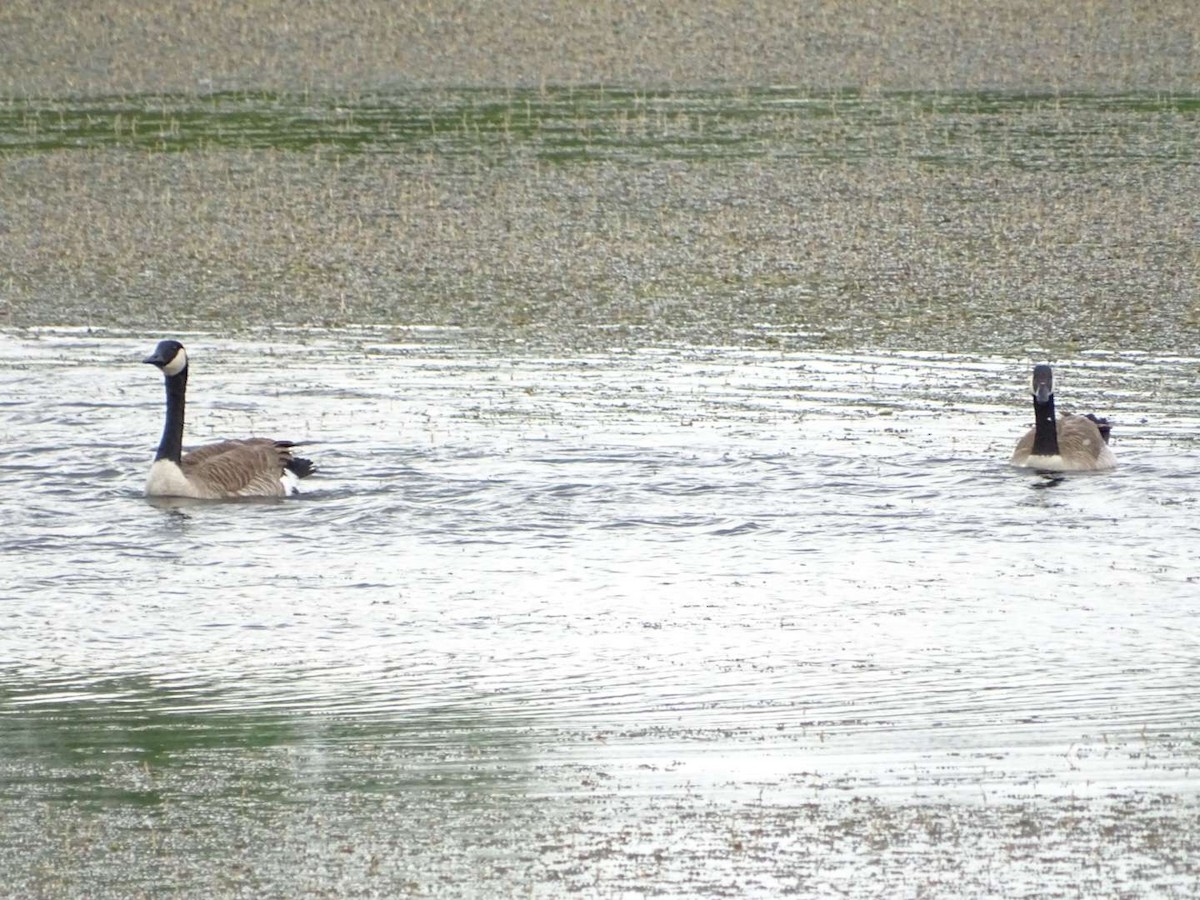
[[1032, 364, 1053, 404], [143, 340, 188, 377]]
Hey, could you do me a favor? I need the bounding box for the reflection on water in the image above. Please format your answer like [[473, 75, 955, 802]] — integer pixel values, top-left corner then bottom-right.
[[2, 330, 1200, 894]]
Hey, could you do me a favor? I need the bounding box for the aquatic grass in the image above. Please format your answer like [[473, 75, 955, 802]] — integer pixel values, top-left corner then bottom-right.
[[1, 19, 1197, 354], [3, 88, 1196, 168], [2, 100, 1198, 354]]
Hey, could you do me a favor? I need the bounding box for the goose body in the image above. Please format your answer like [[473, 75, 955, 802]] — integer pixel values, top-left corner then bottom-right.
[[1011, 364, 1115, 472], [143, 340, 315, 498]]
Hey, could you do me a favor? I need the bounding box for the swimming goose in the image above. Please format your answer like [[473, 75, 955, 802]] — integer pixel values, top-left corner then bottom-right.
[[1011, 364, 1115, 471], [143, 339, 315, 498]]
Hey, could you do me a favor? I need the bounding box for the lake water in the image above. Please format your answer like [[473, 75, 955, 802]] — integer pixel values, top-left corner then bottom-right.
[[2, 329, 1199, 897]]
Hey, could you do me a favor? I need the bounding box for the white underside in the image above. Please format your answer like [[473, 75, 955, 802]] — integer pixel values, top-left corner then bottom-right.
[[281, 470, 300, 495], [1014, 453, 1070, 471], [1014, 446, 1116, 472], [146, 459, 294, 499]]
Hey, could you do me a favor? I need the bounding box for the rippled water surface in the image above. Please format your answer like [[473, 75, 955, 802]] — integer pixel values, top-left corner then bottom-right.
[[3, 329, 1199, 897]]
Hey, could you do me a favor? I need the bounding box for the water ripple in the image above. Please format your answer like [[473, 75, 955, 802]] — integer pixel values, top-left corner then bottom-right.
[[2, 332, 1199, 804]]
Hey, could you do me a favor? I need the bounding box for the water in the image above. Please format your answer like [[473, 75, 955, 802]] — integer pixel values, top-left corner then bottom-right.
[[3, 329, 1199, 896]]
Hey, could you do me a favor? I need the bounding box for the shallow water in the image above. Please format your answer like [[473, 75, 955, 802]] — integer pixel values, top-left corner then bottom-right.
[[3, 329, 1200, 896]]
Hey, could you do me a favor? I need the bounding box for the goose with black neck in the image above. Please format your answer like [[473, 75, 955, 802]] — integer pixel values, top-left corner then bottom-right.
[[142, 339, 316, 499], [1011, 364, 1115, 472]]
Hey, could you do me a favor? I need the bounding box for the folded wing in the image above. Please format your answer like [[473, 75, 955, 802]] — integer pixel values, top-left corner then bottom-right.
[[181, 439, 306, 497]]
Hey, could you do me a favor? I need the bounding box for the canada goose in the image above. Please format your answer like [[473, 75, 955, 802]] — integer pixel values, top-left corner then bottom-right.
[[142, 339, 315, 498], [1011, 364, 1115, 471]]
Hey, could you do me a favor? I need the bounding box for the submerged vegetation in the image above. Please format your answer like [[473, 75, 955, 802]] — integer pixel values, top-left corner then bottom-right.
[[1, 88, 1198, 352]]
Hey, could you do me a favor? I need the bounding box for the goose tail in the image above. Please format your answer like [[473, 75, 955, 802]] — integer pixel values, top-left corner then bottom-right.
[[285, 456, 317, 479], [276, 442, 316, 479], [1083, 414, 1112, 444]]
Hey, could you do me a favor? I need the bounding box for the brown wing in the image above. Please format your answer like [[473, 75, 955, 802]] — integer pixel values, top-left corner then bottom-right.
[[1056, 415, 1113, 469], [1011, 416, 1114, 470], [180, 439, 290, 497]]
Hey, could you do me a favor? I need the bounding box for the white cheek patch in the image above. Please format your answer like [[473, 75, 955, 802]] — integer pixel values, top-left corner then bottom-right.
[[162, 348, 188, 376]]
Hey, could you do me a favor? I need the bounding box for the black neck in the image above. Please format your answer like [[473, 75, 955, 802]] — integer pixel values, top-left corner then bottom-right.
[[156, 368, 187, 462], [1031, 393, 1059, 456]]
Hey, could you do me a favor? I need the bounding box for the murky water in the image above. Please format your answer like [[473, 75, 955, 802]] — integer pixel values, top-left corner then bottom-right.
[[3, 329, 1200, 896]]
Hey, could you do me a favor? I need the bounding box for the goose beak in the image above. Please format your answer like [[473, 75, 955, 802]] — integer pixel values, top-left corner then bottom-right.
[[1034, 383, 1052, 404], [143, 342, 174, 367]]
